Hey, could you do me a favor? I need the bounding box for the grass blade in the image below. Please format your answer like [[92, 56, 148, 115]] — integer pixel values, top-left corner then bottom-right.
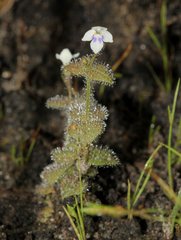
[[131, 144, 162, 207], [167, 79, 180, 189], [62, 205, 82, 240], [146, 61, 166, 92], [146, 26, 161, 50]]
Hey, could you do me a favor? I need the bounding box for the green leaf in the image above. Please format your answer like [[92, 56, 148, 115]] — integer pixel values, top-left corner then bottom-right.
[[68, 120, 105, 143], [86, 167, 98, 177], [36, 181, 53, 195], [67, 204, 77, 219], [86, 64, 114, 85], [61, 180, 87, 200], [51, 147, 77, 163], [64, 56, 114, 85], [59, 166, 87, 199], [87, 146, 120, 166], [63, 140, 78, 150], [38, 204, 54, 223], [68, 96, 108, 121], [63, 59, 88, 76], [40, 162, 71, 185], [46, 95, 69, 109]]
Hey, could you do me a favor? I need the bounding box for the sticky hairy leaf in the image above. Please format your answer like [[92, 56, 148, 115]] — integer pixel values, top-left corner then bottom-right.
[[41, 162, 71, 185], [68, 96, 108, 121], [64, 56, 114, 85], [86, 64, 114, 85], [68, 120, 105, 143], [46, 95, 69, 109], [87, 146, 120, 166], [36, 181, 53, 195], [59, 166, 87, 199], [51, 147, 77, 163]]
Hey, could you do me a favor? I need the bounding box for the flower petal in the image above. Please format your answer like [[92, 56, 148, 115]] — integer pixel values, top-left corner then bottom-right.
[[82, 29, 95, 41], [55, 48, 73, 65], [101, 30, 113, 43], [72, 52, 80, 58], [90, 38, 104, 54], [92, 26, 107, 33]]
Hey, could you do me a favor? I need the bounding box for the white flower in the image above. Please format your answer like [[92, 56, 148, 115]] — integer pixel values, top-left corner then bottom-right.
[[82, 26, 113, 54], [55, 48, 80, 65]]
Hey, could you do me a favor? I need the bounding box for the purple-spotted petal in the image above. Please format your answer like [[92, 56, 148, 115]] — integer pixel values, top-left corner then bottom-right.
[[98, 37, 102, 43], [101, 30, 113, 43], [82, 29, 95, 41], [93, 36, 97, 42], [90, 38, 104, 54], [82, 26, 113, 53]]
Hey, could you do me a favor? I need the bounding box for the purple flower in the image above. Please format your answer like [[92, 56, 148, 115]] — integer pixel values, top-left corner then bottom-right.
[[82, 26, 113, 54]]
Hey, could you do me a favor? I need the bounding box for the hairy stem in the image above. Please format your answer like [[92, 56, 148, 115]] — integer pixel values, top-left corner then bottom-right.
[[85, 54, 97, 120], [85, 78, 91, 120]]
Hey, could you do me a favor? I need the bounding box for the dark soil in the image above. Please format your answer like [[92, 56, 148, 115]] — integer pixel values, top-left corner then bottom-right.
[[0, 0, 181, 239]]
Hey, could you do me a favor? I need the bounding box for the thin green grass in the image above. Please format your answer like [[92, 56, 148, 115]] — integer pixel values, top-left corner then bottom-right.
[[167, 79, 180, 189], [148, 115, 161, 149], [63, 197, 86, 240], [146, 61, 166, 92], [62, 205, 82, 240], [171, 117, 181, 163], [131, 145, 161, 208], [147, 0, 172, 92], [10, 136, 36, 166], [63, 161, 86, 240], [83, 79, 181, 237]]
